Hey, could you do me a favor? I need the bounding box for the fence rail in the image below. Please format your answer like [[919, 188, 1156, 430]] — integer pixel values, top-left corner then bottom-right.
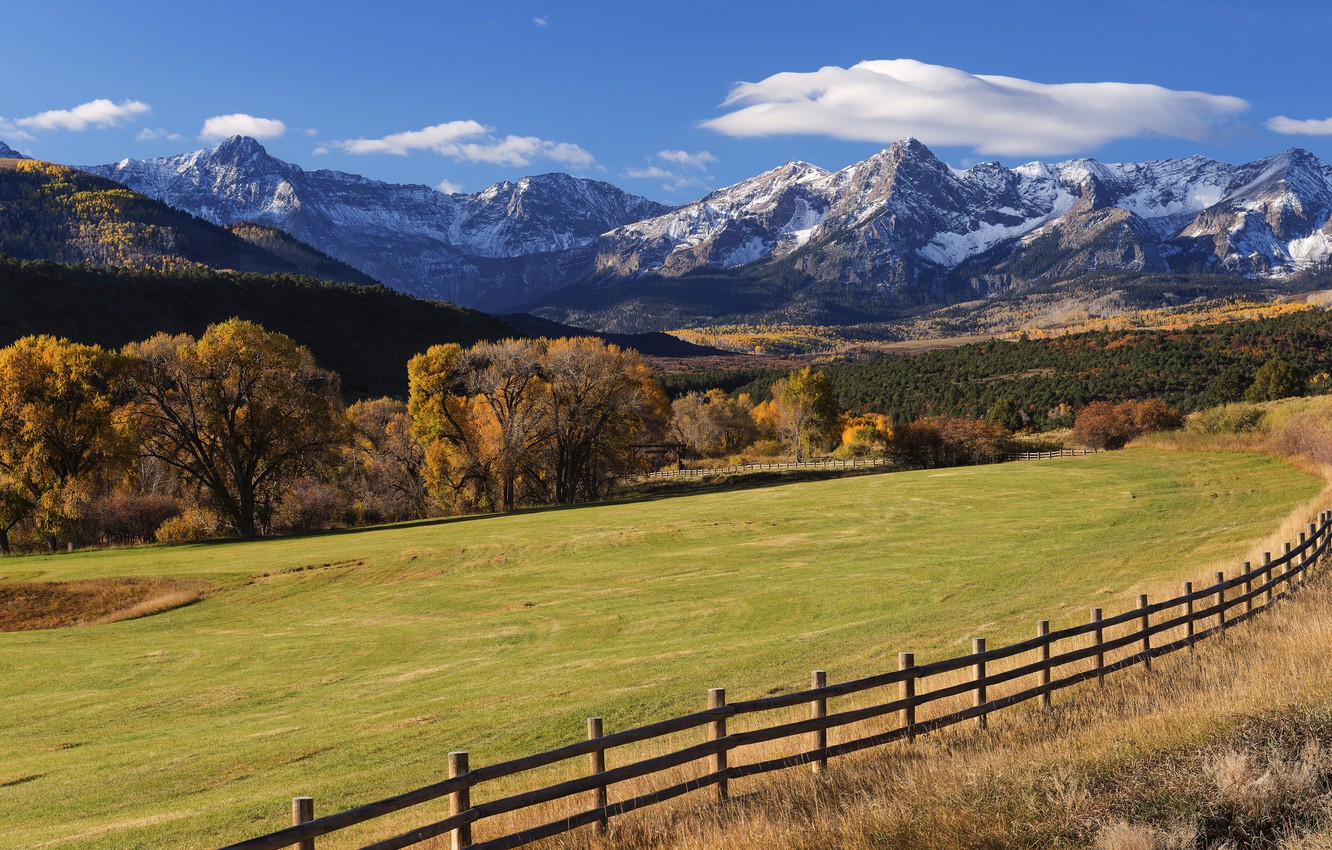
[[221, 508, 1331, 850], [628, 449, 1099, 483]]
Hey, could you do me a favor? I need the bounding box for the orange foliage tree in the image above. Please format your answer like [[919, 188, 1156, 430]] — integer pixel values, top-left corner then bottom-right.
[[1071, 399, 1184, 450]]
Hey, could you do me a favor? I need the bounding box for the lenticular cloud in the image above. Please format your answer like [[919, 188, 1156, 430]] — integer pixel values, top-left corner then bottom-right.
[[703, 59, 1248, 157]]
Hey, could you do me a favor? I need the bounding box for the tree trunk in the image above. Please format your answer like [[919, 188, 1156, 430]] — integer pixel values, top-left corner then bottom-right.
[[0, 527, 10, 555], [237, 486, 258, 538]]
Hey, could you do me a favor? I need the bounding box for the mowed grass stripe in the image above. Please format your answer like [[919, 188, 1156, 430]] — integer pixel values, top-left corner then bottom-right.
[[0, 448, 1318, 849]]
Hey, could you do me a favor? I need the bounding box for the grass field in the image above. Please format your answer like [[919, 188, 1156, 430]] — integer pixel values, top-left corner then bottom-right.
[[0, 448, 1322, 850]]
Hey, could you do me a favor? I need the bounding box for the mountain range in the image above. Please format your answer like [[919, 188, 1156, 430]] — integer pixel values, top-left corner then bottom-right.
[[86, 137, 670, 310], [41, 136, 1332, 328]]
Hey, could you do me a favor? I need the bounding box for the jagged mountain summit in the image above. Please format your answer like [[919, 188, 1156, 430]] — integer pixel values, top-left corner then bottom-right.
[[75, 135, 1332, 324], [592, 139, 1332, 292], [0, 142, 30, 159], [86, 137, 671, 309], [509, 138, 1332, 328]]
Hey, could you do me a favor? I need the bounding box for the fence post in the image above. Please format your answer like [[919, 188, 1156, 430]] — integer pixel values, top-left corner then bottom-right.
[[1301, 530, 1312, 588], [1181, 581, 1194, 652], [973, 638, 987, 730], [449, 752, 471, 850], [292, 797, 314, 850], [1215, 571, 1226, 631], [899, 653, 916, 741], [587, 718, 608, 836], [1264, 552, 1273, 606], [708, 688, 728, 802], [1243, 563, 1253, 614], [1139, 594, 1152, 672], [1091, 608, 1104, 686], [1037, 621, 1051, 708], [1283, 542, 1293, 597], [810, 671, 827, 775]]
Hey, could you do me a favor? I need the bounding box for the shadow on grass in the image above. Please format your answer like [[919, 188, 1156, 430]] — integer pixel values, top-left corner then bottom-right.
[[8, 464, 903, 560]]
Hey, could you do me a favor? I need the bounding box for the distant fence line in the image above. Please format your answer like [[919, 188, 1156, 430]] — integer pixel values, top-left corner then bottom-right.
[[626, 448, 1099, 483], [220, 508, 1331, 850]]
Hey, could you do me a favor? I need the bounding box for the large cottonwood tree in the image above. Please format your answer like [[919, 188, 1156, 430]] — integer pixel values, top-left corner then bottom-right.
[[125, 319, 347, 537]]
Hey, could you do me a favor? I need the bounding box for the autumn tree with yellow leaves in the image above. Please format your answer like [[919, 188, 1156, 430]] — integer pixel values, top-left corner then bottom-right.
[[0, 336, 136, 553], [344, 398, 430, 522], [124, 319, 348, 538], [409, 337, 667, 512]]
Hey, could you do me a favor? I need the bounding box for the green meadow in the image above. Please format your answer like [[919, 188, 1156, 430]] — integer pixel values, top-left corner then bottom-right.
[[0, 448, 1320, 849]]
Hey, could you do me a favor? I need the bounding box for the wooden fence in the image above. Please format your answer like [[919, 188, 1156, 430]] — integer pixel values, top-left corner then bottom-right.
[[221, 509, 1332, 850], [629, 448, 1098, 483]]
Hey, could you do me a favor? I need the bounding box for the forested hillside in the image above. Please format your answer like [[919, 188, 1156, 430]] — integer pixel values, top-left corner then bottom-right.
[[0, 159, 369, 283], [0, 258, 516, 398], [666, 309, 1332, 429]]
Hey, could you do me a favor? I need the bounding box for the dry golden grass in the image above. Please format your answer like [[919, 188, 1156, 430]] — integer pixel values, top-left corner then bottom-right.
[[0, 577, 206, 631]]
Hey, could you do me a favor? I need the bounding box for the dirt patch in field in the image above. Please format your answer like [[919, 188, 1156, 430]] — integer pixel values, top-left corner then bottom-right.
[[0, 577, 209, 632]]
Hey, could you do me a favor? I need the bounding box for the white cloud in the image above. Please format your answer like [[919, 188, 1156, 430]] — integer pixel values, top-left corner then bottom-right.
[[311, 145, 331, 156], [304, 128, 319, 138], [533, 15, 548, 26], [17, 98, 150, 132], [703, 58, 1248, 157], [1266, 115, 1332, 136], [0, 118, 35, 142], [199, 113, 287, 141], [624, 149, 717, 193], [136, 127, 183, 142], [658, 149, 717, 169], [623, 164, 708, 193], [437, 179, 464, 194], [335, 120, 595, 168], [625, 165, 676, 180]]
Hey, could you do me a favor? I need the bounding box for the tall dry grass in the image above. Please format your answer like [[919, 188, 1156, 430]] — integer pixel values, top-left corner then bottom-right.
[[0, 577, 206, 631]]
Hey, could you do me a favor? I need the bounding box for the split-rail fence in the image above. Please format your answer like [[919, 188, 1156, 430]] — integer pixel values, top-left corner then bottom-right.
[[221, 509, 1332, 850], [631, 448, 1098, 483]]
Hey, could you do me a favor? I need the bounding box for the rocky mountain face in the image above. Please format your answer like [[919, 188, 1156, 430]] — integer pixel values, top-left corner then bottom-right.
[[592, 140, 1332, 306], [0, 142, 29, 160], [85, 137, 671, 309], [69, 135, 1332, 324]]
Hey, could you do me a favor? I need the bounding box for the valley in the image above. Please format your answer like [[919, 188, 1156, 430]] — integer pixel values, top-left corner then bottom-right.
[[0, 449, 1313, 849]]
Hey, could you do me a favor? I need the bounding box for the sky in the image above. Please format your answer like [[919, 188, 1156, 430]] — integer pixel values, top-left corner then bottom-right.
[[6, 0, 1332, 202]]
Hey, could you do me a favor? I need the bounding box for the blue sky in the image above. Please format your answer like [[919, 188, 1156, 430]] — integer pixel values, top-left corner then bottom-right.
[[7, 0, 1332, 201]]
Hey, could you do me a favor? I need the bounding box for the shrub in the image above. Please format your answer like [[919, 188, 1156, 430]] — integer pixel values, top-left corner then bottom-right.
[[84, 493, 181, 546], [890, 416, 1012, 469], [272, 477, 351, 534], [155, 508, 217, 544], [1188, 403, 1267, 435], [1073, 399, 1183, 450], [1271, 409, 1332, 467]]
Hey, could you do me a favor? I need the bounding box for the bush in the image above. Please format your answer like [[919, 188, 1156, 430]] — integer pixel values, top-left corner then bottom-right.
[[155, 508, 217, 544], [84, 494, 181, 546], [1271, 409, 1332, 467], [272, 477, 351, 534], [1188, 403, 1267, 436], [746, 439, 785, 459], [1073, 399, 1183, 450], [890, 416, 1012, 469]]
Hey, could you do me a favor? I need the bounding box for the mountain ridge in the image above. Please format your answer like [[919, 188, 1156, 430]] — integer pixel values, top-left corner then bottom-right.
[[85, 137, 672, 309], [28, 135, 1332, 328]]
